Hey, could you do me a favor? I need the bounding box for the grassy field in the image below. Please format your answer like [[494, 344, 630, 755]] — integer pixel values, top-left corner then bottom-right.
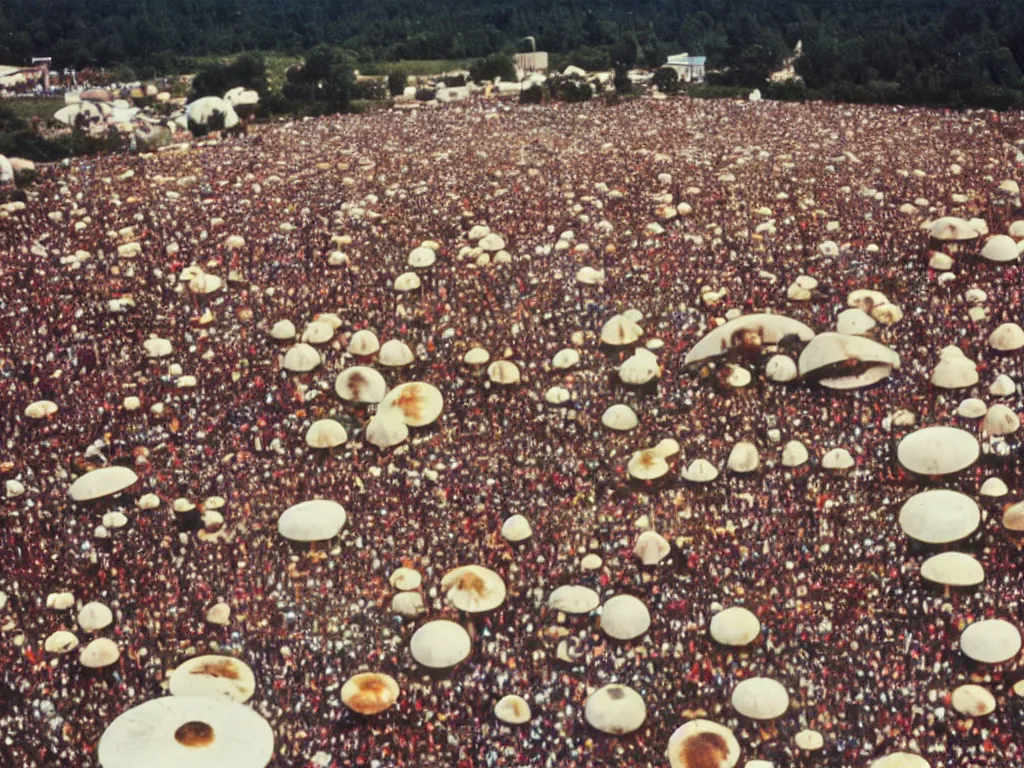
[[185, 52, 301, 94], [180, 53, 473, 92], [262, 53, 302, 92], [1, 97, 63, 122], [361, 59, 473, 77]]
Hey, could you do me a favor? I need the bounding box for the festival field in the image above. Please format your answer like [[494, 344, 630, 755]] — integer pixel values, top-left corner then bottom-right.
[[1, 96, 1023, 768]]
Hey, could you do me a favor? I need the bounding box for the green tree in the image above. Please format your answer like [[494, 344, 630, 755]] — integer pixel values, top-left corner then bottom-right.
[[283, 45, 355, 112], [520, 84, 544, 104], [387, 71, 406, 96], [614, 64, 632, 94], [569, 46, 611, 72], [652, 66, 679, 93], [469, 53, 516, 83]]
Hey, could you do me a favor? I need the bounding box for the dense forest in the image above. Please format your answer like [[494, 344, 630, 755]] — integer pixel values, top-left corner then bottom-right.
[[2, 0, 1024, 108]]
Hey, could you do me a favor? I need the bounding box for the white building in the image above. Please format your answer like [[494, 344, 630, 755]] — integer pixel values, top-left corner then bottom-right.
[[514, 52, 549, 74], [665, 53, 706, 83]]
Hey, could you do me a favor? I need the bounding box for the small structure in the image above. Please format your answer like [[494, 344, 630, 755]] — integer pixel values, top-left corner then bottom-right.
[[665, 53, 706, 83], [514, 52, 549, 75]]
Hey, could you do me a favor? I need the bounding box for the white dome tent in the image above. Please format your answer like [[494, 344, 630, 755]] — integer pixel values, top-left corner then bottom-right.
[[97, 697, 274, 768]]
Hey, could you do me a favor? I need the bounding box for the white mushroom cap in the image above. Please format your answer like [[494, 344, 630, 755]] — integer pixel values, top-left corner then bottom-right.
[[494, 695, 532, 724], [990, 374, 1016, 397], [501, 514, 532, 542], [957, 398, 987, 418]]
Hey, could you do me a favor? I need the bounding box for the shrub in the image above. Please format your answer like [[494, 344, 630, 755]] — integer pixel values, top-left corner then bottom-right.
[[652, 67, 680, 94], [469, 53, 516, 83], [387, 71, 406, 96], [519, 85, 544, 104]]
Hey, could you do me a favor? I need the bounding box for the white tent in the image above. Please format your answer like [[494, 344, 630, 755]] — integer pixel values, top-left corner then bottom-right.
[[628, 449, 669, 480], [393, 272, 422, 292], [781, 440, 809, 467], [44, 630, 79, 655], [269, 320, 296, 340], [634, 530, 671, 565], [932, 357, 979, 389], [600, 594, 650, 640], [408, 246, 437, 268], [765, 355, 798, 383], [69, 466, 139, 502], [951, 685, 996, 717], [682, 459, 719, 483], [686, 314, 814, 364], [379, 382, 443, 426], [795, 730, 825, 751], [548, 585, 600, 614], [983, 404, 1020, 436], [584, 684, 647, 734], [730, 677, 789, 720], [24, 400, 58, 419], [80, 637, 120, 668], [348, 330, 381, 356], [868, 754, 930, 768], [495, 695, 532, 724], [441, 565, 507, 612], [727, 442, 759, 473], [341, 673, 400, 715], [186, 96, 240, 134], [798, 333, 900, 389], [920, 552, 984, 587], [667, 720, 741, 768], [300, 321, 335, 345], [981, 235, 1019, 263], [144, 338, 173, 358], [366, 412, 409, 449], [378, 340, 416, 367], [501, 514, 532, 542], [600, 315, 643, 346], [958, 398, 987, 419], [709, 606, 760, 646], [277, 499, 347, 541], [960, 619, 1021, 663], [78, 601, 114, 632], [552, 348, 580, 369], [335, 367, 388, 403], [602, 404, 638, 431], [410, 620, 471, 667], [897, 427, 979, 475], [989, 323, 1024, 351], [305, 419, 348, 449], [545, 386, 571, 405], [619, 349, 661, 385], [464, 347, 491, 366], [835, 308, 876, 336], [169, 655, 256, 702], [928, 216, 980, 241], [488, 360, 521, 384], [282, 344, 321, 373], [97, 697, 273, 768], [821, 448, 855, 470], [389, 568, 422, 591], [899, 490, 979, 544]]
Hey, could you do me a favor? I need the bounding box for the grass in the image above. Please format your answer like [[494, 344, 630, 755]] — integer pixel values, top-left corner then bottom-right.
[[184, 53, 473, 93], [263, 53, 302, 93], [2, 97, 63, 123], [184, 51, 302, 95], [360, 59, 474, 77]]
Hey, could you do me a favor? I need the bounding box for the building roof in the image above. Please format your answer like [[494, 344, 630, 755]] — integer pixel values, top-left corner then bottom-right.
[[667, 55, 707, 67]]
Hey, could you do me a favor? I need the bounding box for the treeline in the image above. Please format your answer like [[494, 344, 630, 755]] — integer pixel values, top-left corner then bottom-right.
[[2, 0, 1024, 109]]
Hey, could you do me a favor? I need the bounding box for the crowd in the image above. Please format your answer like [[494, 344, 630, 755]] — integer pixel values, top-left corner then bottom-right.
[[1, 94, 1022, 768]]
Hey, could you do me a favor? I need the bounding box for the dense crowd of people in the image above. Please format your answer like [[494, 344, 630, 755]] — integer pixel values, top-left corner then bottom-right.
[[1, 94, 1023, 768]]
